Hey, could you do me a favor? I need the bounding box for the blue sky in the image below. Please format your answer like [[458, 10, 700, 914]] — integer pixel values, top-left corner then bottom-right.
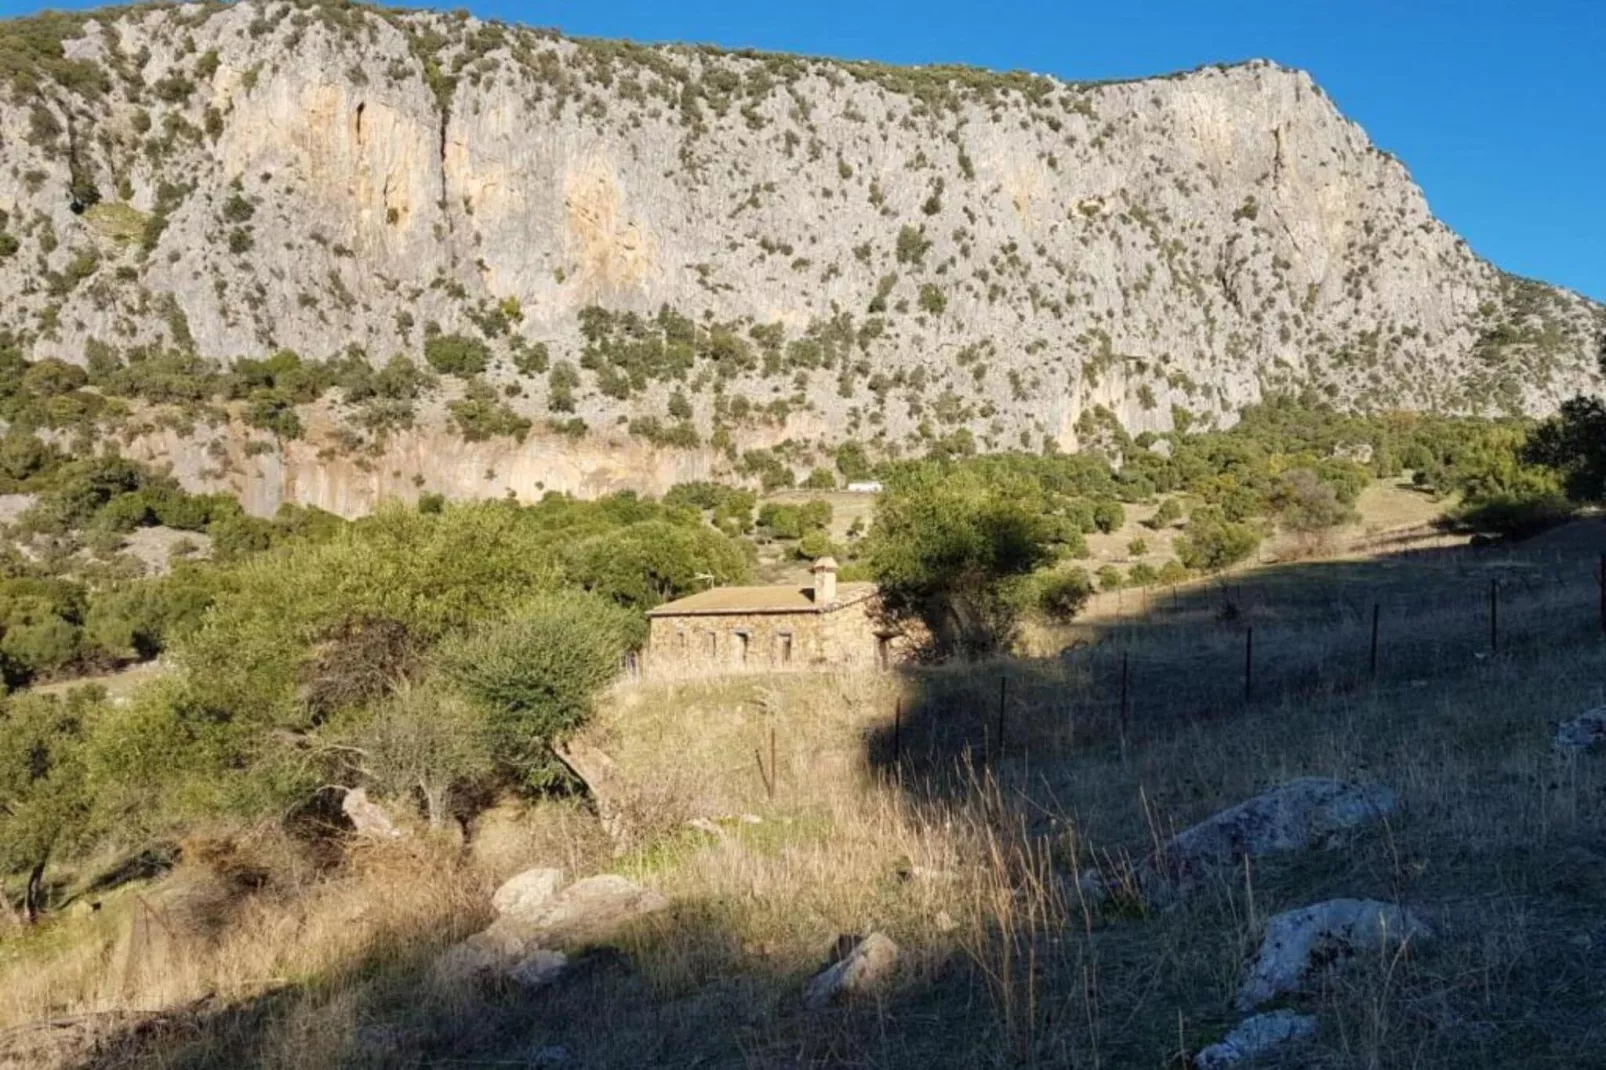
[[9, 0, 1602, 301]]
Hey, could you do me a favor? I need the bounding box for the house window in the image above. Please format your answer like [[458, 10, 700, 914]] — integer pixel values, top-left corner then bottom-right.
[[734, 630, 750, 665], [676, 629, 687, 652], [704, 631, 716, 657], [777, 632, 793, 666]]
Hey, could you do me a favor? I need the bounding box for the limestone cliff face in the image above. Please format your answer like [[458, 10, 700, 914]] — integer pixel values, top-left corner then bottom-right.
[[2, 1, 1602, 513]]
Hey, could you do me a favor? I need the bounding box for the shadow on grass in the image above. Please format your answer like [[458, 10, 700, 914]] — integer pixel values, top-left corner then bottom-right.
[[51, 892, 1043, 1069], [867, 523, 1606, 805]]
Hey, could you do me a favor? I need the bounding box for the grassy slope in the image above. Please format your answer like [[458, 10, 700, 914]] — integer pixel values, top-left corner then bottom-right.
[[5, 522, 1606, 1067]]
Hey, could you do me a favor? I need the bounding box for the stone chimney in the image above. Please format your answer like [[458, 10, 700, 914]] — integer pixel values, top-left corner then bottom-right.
[[811, 556, 839, 607]]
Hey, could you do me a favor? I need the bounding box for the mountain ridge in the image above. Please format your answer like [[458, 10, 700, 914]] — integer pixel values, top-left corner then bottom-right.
[[0, 0, 1601, 511]]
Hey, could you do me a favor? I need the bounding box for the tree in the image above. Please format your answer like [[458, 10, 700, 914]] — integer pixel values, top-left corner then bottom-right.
[[1175, 507, 1260, 573], [1525, 395, 1606, 501], [1091, 499, 1125, 534], [863, 468, 1055, 658], [0, 691, 96, 921], [1268, 468, 1353, 535], [1148, 497, 1183, 529], [439, 592, 638, 789], [567, 520, 750, 609], [348, 682, 491, 829], [1036, 569, 1093, 622]]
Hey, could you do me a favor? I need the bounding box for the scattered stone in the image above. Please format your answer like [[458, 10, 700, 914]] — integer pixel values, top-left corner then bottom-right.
[[1084, 778, 1398, 905], [1553, 708, 1606, 751], [508, 949, 569, 989], [1237, 898, 1432, 1010], [1194, 1010, 1318, 1068], [492, 867, 565, 919], [437, 874, 669, 985], [685, 817, 727, 839], [1163, 777, 1398, 875], [341, 787, 404, 840], [933, 910, 957, 934], [803, 932, 899, 1010]]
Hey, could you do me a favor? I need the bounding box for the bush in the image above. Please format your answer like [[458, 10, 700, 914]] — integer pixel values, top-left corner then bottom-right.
[[1175, 507, 1259, 573], [1091, 499, 1125, 534], [864, 466, 1055, 658], [439, 591, 639, 788], [1269, 468, 1353, 534], [1127, 537, 1148, 557], [797, 529, 834, 559], [1128, 562, 1158, 586], [1157, 559, 1188, 585], [1148, 497, 1183, 528], [424, 332, 489, 377], [1036, 568, 1092, 622], [1097, 564, 1124, 591]]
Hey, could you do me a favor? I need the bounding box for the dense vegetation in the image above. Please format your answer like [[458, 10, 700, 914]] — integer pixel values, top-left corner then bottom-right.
[[0, 382, 1592, 922]]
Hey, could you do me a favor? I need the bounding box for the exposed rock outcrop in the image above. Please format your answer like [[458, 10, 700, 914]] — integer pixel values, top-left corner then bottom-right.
[[802, 932, 900, 1010], [1195, 1010, 1318, 1069], [2, 2, 1599, 514], [1084, 777, 1398, 904], [1237, 898, 1431, 1010], [491, 866, 565, 919], [437, 873, 669, 984]]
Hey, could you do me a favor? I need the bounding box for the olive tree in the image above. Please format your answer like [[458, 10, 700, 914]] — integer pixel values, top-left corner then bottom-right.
[[863, 467, 1054, 659]]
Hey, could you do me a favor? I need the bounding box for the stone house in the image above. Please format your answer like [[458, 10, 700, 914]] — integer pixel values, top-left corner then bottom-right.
[[644, 558, 908, 676]]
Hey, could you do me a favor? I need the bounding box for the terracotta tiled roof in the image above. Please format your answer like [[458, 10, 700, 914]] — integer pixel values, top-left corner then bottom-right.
[[646, 581, 876, 617]]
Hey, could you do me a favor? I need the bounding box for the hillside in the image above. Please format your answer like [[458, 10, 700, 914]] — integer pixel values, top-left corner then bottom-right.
[[1, 1, 1603, 513]]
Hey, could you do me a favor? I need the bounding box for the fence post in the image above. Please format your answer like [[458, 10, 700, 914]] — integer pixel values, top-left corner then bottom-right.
[[1120, 650, 1130, 750], [1369, 602, 1380, 679], [1598, 552, 1604, 635], [1244, 626, 1254, 702], [769, 726, 777, 801], [893, 697, 902, 766], [1489, 579, 1499, 654], [996, 674, 1007, 758]]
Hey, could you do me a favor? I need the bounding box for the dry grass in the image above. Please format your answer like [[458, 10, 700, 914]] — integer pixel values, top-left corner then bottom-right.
[[6, 532, 1606, 1067]]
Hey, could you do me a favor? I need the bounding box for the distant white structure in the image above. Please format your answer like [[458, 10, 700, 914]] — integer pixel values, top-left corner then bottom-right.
[[845, 481, 883, 494]]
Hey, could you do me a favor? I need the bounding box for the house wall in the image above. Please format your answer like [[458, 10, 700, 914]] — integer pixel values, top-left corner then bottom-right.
[[645, 599, 911, 677]]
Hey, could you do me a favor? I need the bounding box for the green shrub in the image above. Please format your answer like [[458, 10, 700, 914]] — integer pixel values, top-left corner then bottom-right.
[[439, 591, 639, 788], [1128, 561, 1158, 586], [1175, 507, 1259, 572], [1092, 499, 1125, 534], [1036, 568, 1092, 622], [864, 466, 1055, 657], [1148, 497, 1183, 528], [424, 332, 489, 377], [1097, 564, 1123, 591]]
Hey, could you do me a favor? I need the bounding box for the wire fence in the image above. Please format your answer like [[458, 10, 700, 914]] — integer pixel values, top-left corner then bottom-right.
[[884, 541, 1606, 770]]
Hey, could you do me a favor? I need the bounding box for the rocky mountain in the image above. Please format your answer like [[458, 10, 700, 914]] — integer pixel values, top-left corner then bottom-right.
[[2, 1, 1602, 511]]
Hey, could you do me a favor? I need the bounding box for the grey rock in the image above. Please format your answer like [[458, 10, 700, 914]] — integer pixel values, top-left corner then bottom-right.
[[1237, 899, 1432, 1010], [492, 867, 565, 919], [803, 932, 899, 1010], [341, 787, 404, 840], [1161, 777, 1398, 878], [436, 874, 669, 984], [1195, 1010, 1318, 1068], [1086, 778, 1397, 905], [1553, 708, 1606, 751], [508, 949, 569, 989], [0, 3, 1595, 519]]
